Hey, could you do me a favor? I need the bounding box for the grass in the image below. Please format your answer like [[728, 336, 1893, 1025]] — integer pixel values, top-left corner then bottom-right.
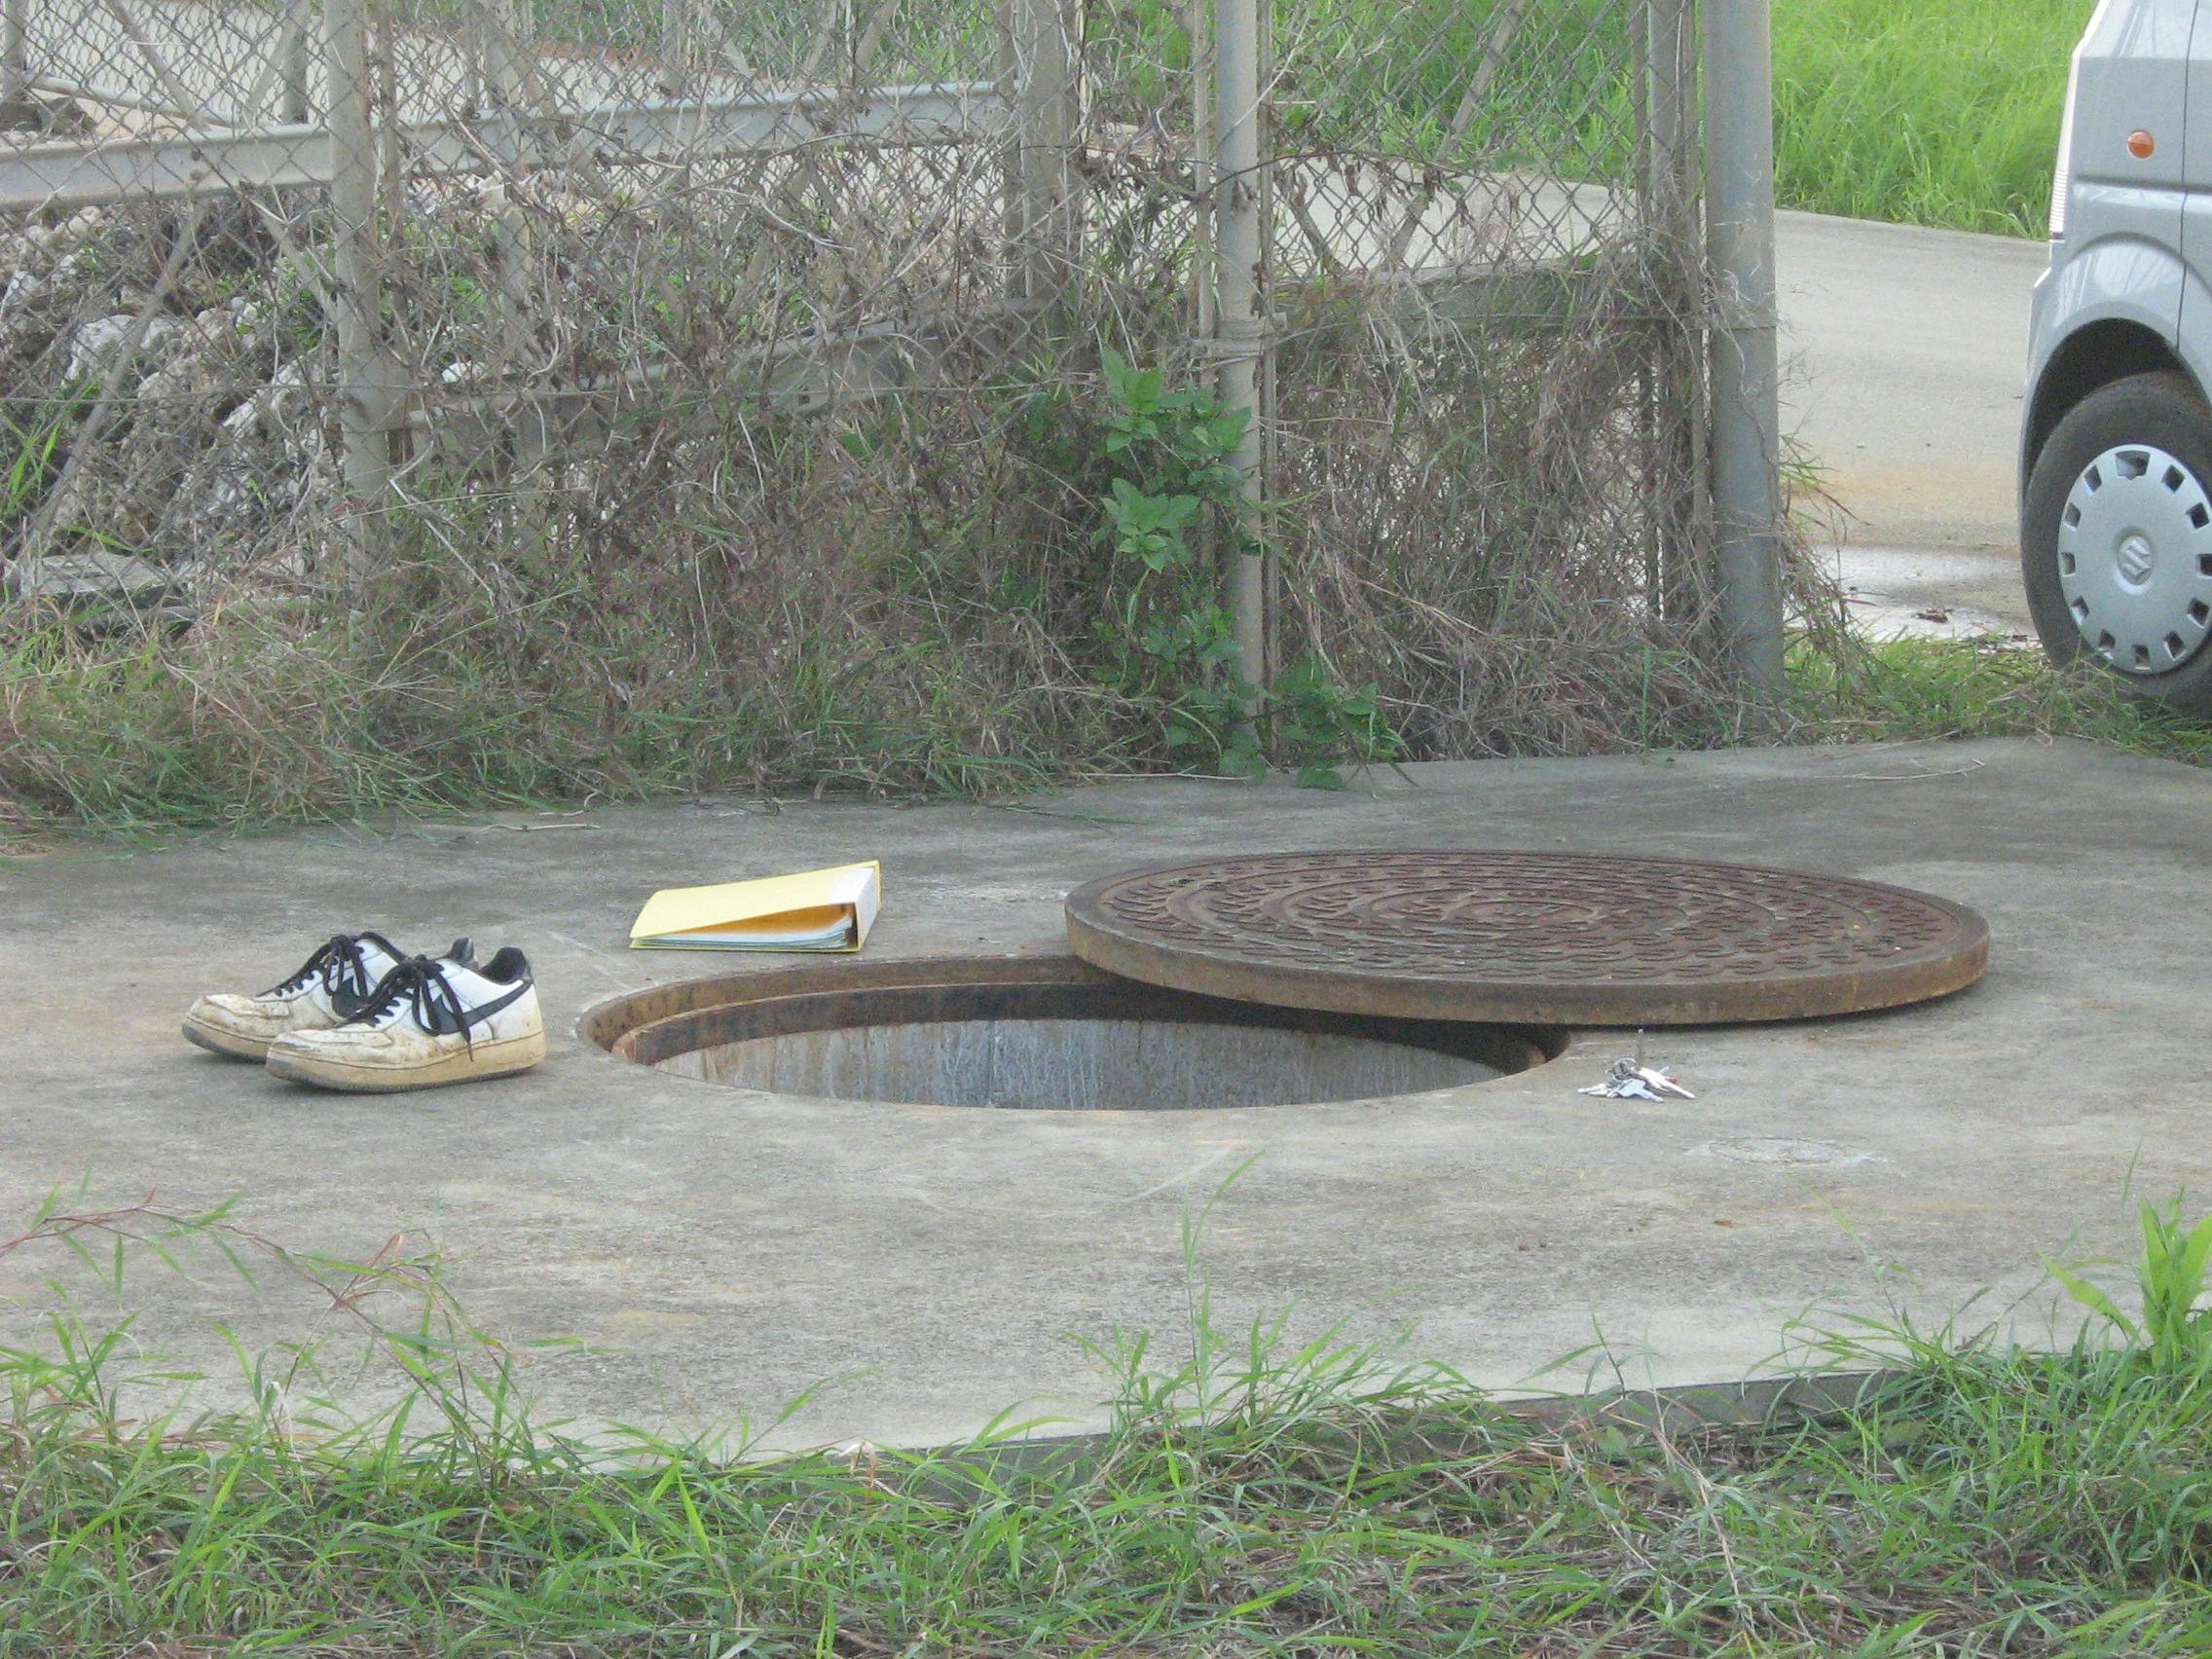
[[1260, 0, 2091, 237], [9, 1189, 2212, 1655], [1786, 633, 2212, 768], [1112, 0, 2084, 235], [9, 601, 2209, 840], [1773, 0, 2095, 237]]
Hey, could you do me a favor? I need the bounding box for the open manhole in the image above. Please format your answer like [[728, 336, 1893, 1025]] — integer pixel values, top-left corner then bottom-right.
[[581, 956, 1563, 1111]]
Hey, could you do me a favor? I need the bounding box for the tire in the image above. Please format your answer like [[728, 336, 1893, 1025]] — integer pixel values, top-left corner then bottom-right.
[[2024, 369, 2212, 716]]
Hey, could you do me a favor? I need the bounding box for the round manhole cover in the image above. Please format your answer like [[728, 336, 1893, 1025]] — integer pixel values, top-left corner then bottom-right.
[[1065, 851, 1989, 1026]]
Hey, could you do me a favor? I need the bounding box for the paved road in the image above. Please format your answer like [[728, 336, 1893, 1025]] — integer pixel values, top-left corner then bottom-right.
[[1776, 211, 2050, 635], [1778, 210, 2046, 552]]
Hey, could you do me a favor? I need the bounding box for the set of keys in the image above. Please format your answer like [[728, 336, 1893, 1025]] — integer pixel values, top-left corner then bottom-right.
[[1577, 1034, 1696, 1101]]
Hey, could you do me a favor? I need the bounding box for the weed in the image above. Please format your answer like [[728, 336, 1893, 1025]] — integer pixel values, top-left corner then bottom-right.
[[1087, 348, 1404, 786], [2051, 1198, 2212, 1374], [1089, 347, 1258, 769], [0, 387, 92, 546], [1785, 633, 2212, 768]]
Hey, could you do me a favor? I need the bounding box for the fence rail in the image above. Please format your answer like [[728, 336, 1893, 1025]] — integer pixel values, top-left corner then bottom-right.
[[0, 81, 1003, 207]]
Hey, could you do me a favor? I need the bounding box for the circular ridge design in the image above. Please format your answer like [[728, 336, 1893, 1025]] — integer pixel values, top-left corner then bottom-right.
[[1065, 851, 1989, 1026]]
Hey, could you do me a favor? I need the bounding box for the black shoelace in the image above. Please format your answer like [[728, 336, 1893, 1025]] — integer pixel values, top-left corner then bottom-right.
[[267, 933, 392, 1016], [352, 955, 479, 1049]]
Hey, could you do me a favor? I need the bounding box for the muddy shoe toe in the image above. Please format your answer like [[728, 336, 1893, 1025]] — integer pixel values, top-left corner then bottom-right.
[[182, 932, 418, 1060]]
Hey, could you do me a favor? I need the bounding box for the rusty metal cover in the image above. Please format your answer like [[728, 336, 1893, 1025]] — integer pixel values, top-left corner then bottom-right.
[[1065, 851, 1989, 1026]]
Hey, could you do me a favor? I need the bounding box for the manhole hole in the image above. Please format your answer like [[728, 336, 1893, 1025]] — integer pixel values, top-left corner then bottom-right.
[[1066, 851, 1989, 1026], [580, 956, 1562, 1111]]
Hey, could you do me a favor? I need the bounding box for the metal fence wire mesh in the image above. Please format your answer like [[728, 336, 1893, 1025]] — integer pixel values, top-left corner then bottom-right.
[[1253, 0, 1714, 754], [0, 0, 1740, 807]]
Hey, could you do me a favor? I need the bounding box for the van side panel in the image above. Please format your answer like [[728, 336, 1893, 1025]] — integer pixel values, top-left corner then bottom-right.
[[2026, 0, 2199, 482], [2081, 2, 2196, 195], [2025, 231, 2190, 486], [2169, 1, 2212, 404]]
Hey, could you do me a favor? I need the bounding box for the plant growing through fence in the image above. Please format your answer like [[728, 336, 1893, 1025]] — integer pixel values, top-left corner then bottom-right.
[[1087, 348, 1401, 788], [1, 393, 83, 548]]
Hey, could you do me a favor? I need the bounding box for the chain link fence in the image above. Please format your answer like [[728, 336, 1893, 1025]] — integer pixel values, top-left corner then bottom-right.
[[1255, 0, 1716, 753], [0, 0, 1752, 816]]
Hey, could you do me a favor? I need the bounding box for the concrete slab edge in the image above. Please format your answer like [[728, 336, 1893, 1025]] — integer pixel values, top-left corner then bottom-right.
[[828, 1370, 1898, 1493]]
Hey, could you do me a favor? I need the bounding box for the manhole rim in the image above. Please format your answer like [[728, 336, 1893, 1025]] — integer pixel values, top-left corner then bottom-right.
[[576, 952, 1567, 1112], [1064, 848, 1991, 1028]]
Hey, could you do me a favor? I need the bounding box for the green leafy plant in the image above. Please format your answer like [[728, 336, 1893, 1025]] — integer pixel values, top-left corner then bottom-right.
[[2050, 1196, 2212, 1372], [1092, 349, 1250, 765], [1270, 652, 1396, 790], [1089, 348, 1400, 787]]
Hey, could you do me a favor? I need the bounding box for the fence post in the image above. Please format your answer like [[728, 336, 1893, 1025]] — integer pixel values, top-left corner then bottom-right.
[[658, 0, 687, 96], [1644, 0, 1694, 247], [1642, 0, 1701, 611], [1007, 0, 1081, 307], [322, 0, 394, 581], [1214, 0, 1269, 698], [1703, 0, 1786, 690], [479, 0, 538, 411], [276, 0, 312, 123], [3, 0, 27, 108], [1187, 0, 1215, 339]]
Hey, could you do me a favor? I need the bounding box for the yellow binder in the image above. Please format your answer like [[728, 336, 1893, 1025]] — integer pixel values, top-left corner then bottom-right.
[[628, 861, 881, 952]]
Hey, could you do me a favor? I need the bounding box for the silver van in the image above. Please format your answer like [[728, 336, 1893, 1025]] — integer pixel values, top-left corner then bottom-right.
[[2025, 0, 2212, 709]]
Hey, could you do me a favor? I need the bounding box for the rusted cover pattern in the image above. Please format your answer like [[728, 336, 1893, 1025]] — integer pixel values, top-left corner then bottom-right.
[[1065, 850, 1990, 1027]]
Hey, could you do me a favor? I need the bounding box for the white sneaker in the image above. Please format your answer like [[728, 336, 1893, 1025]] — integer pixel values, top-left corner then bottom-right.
[[182, 932, 453, 1061], [264, 947, 544, 1092]]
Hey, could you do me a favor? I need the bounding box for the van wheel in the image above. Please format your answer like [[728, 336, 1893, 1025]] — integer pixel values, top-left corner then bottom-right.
[[2024, 370, 2212, 715]]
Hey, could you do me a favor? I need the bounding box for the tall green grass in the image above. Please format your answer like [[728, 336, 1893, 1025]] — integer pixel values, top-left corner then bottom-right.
[[1107, 0, 2087, 235], [1775, 0, 2096, 237], [1272, 0, 2093, 236], [1257, 0, 2093, 236]]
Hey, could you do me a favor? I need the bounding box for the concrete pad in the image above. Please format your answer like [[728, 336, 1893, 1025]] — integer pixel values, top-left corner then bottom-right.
[[2, 738, 2205, 1449]]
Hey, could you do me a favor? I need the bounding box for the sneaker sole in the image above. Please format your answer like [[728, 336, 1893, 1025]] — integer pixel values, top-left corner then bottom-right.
[[265, 1030, 547, 1092], [181, 1014, 276, 1062]]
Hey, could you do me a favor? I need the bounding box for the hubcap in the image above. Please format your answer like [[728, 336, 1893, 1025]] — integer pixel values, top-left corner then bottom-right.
[[2058, 443, 2212, 676]]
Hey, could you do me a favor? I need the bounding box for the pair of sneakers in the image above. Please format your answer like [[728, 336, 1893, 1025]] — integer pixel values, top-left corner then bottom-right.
[[182, 932, 545, 1091]]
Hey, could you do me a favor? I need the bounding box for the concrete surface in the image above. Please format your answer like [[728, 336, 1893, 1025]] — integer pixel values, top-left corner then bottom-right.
[[1778, 211, 2048, 556], [3, 738, 2206, 1449]]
